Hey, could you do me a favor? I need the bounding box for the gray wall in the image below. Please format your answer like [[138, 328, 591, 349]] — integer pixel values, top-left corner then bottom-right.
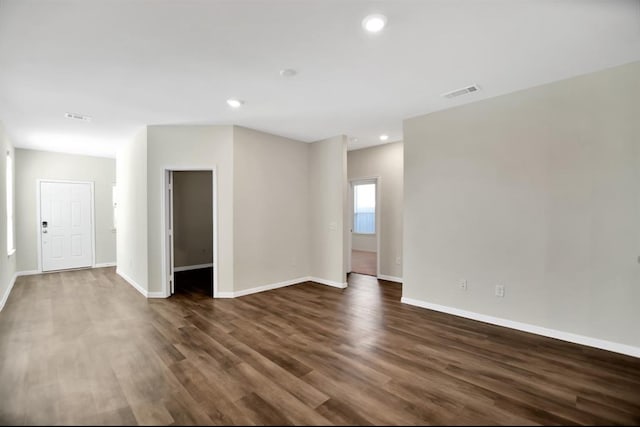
[[352, 234, 376, 253], [146, 125, 234, 294], [15, 149, 116, 272], [403, 61, 640, 348], [233, 126, 310, 291], [118, 125, 350, 295], [309, 135, 348, 285], [348, 142, 403, 279], [116, 129, 148, 291], [0, 122, 16, 308], [173, 171, 213, 268]]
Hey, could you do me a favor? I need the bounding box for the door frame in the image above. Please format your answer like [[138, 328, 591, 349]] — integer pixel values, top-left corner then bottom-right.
[[348, 176, 381, 278], [161, 167, 218, 298], [36, 179, 96, 273]]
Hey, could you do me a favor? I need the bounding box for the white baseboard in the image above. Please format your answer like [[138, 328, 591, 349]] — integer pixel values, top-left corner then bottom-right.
[[95, 262, 116, 268], [0, 272, 18, 312], [116, 269, 148, 298], [308, 276, 348, 289], [16, 270, 40, 276], [377, 274, 403, 283], [174, 263, 214, 272], [215, 291, 234, 298], [218, 276, 309, 298], [214, 275, 348, 298], [147, 291, 167, 298], [401, 297, 640, 359]]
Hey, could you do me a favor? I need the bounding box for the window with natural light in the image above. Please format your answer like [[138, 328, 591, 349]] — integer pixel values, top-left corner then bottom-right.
[[353, 182, 375, 234], [6, 151, 15, 255], [112, 183, 117, 230]]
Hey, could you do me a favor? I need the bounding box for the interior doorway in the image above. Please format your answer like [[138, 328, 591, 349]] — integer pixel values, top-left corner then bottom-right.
[[163, 168, 217, 298], [349, 178, 380, 277]]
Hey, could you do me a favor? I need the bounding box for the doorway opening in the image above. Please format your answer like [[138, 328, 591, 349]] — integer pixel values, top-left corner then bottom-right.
[[349, 178, 380, 277], [163, 168, 217, 298]]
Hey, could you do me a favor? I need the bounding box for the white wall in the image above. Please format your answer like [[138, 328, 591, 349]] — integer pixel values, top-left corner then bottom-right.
[[146, 125, 234, 295], [116, 129, 148, 292], [116, 125, 350, 296], [233, 126, 310, 291], [173, 171, 213, 268], [15, 149, 116, 272], [403, 61, 640, 348], [309, 135, 348, 286], [348, 142, 403, 279], [352, 234, 376, 253], [0, 122, 16, 310]]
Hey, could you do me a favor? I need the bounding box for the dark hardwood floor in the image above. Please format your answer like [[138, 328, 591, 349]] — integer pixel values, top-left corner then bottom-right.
[[351, 250, 377, 277], [1, 267, 639, 425]]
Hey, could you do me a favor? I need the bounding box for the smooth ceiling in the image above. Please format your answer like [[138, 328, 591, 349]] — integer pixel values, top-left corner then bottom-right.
[[0, 0, 638, 157]]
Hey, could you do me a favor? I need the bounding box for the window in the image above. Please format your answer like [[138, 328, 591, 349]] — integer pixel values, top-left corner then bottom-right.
[[6, 151, 14, 255], [353, 182, 376, 234], [112, 184, 117, 230]]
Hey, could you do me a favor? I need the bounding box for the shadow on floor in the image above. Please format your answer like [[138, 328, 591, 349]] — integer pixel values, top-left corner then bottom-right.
[[174, 267, 213, 298]]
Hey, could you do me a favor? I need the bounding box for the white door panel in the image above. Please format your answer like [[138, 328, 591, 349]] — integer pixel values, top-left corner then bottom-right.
[[41, 182, 93, 272]]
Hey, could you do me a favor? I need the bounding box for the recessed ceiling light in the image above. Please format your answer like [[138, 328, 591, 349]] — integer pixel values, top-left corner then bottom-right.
[[226, 98, 244, 109], [280, 68, 297, 78], [350, 137, 359, 143], [379, 134, 389, 141], [362, 14, 387, 33]]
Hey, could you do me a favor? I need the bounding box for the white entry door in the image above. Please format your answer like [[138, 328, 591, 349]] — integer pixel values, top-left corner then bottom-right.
[[40, 181, 93, 272]]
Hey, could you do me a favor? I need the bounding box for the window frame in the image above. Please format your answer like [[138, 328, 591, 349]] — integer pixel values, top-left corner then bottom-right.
[[6, 150, 15, 256], [112, 183, 117, 230], [352, 180, 377, 235]]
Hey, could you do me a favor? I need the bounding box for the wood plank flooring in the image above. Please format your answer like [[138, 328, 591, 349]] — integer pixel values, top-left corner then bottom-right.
[[1, 267, 639, 425], [351, 250, 377, 277]]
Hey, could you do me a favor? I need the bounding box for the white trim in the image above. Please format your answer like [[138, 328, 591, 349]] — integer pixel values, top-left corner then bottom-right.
[[215, 276, 347, 298], [309, 276, 348, 289], [167, 170, 174, 296], [161, 167, 218, 299], [377, 274, 403, 283], [173, 263, 214, 272], [232, 277, 309, 298], [216, 292, 234, 299], [0, 272, 18, 312], [401, 297, 640, 359], [37, 179, 96, 273], [169, 170, 175, 295], [147, 291, 167, 298], [349, 176, 381, 278], [116, 268, 147, 298], [16, 270, 40, 276], [95, 262, 116, 268]]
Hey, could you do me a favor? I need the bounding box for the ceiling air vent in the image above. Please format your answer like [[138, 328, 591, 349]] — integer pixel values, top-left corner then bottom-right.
[[65, 112, 92, 122], [442, 84, 480, 99]]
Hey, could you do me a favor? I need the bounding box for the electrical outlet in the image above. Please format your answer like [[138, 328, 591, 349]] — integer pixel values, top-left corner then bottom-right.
[[395, 256, 401, 265], [459, 279, 468, 291], [495, 285, 505, 297]]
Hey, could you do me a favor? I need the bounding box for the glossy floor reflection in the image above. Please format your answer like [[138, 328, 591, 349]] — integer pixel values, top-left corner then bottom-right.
[[1, 268, 639, 425]]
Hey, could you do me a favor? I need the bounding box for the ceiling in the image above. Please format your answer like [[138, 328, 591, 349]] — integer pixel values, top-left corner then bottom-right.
[[0, 0, 639, 158]]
